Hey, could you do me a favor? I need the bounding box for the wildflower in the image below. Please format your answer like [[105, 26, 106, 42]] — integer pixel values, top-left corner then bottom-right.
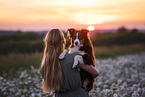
[[113, 94, 118, 97], [105, 89, 110, 92]]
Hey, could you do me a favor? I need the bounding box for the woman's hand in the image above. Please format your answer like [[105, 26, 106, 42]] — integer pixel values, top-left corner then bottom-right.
[[80, 64, 99, 78]]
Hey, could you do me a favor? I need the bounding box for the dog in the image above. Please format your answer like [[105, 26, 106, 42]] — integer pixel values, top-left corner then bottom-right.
[[67, 28, 96, 92]]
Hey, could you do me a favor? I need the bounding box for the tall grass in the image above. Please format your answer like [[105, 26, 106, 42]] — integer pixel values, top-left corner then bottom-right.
[[94, 44, 145, 59], [0, 52, 43, 77], [0, 44, 145, 76]]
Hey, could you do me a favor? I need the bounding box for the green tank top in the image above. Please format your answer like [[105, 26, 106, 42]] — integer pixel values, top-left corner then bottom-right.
[[40, 50, 89, 97]]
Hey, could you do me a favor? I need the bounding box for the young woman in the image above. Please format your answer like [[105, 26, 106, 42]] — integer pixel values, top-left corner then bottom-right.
[[40, 29, 99, 97]]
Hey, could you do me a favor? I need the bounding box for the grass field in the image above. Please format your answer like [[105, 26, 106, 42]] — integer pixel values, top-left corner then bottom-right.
[[0, 44, 145, 77], [0, 52, 43, 76], [0, 52, 145, 96], [94, 44, 145, 59]]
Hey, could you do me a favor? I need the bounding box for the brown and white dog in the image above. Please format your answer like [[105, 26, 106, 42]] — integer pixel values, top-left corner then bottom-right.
[[67, 28, 96, 92]]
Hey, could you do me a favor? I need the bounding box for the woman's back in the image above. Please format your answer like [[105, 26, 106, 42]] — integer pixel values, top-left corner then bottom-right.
[[55, 50, 89, 97]]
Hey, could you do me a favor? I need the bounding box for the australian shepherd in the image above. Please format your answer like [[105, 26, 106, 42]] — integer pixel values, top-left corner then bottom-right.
[[67, 28, 96, 92]]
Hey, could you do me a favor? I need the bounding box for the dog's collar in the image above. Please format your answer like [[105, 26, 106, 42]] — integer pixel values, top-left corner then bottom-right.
[[59, 49, 68, 59]]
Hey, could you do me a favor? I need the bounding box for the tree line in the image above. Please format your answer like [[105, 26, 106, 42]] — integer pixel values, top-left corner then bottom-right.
[[91, 27, 145, 46], [0, 27, 145, 54]]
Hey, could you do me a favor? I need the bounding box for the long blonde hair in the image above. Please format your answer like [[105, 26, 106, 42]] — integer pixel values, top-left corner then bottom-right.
[[41, 29, 66, 93]]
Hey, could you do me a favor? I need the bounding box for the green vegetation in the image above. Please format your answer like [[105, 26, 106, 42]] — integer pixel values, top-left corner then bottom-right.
[[0, 27, 145, 76], [1, 53, 145, 96], [0, 32, 44, 54], [0, 27, 145, 54], [0, 52, 43, 77], [94, 44, 145, 59], [1, 44, 145, 77], [91, 27, 145, 46]]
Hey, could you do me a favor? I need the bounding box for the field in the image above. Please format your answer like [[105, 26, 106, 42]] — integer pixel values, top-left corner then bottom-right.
[[90, 52, 145, 97], [1, 44, 145, 76], [94, 44, 145, 59], [0, 44, 145, 97], [0, 52, 145, 97], [0, 52, 42, 76]]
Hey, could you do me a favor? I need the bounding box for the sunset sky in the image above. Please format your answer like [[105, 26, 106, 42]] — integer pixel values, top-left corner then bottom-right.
[[0, 0, 145, 31]]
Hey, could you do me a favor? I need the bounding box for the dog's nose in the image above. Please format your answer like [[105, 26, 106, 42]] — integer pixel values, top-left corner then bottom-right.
[[75, 42, 78, 45]]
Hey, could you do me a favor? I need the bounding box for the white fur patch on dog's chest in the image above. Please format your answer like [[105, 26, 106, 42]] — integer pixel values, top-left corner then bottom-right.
[[69, 46, 86, 55]]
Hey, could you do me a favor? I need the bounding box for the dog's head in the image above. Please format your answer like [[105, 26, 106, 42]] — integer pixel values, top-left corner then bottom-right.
[[67, 28, 89, 47]]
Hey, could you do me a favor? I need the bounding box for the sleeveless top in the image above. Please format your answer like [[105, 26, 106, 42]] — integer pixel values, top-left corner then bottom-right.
[[41, 50, 89, 97]]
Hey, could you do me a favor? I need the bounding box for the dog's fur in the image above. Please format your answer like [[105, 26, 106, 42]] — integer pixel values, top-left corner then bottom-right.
[[67, 28, 96, 92]]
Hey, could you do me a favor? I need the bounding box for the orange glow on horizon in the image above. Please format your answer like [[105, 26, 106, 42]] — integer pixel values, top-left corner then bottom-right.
[[0, 0, 145, 31], [87, 26, 95, 31]]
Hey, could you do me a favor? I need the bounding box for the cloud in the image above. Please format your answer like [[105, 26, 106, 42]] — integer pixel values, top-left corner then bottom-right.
[[0, 0, 145, 30], [69, 12, 119, 25]]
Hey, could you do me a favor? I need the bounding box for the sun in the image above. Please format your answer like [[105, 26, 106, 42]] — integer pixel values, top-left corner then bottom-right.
[[87, 26, 95, 31]]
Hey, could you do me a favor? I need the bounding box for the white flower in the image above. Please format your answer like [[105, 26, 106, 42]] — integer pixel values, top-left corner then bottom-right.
[[31, 93, 35, 97], [0, 53, 145, 96], [113, 94, 118, 97]]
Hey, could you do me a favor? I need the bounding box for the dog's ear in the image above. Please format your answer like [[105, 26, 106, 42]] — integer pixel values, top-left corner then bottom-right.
[[67, 28, 75, 38], [81, 29, 89, 37]]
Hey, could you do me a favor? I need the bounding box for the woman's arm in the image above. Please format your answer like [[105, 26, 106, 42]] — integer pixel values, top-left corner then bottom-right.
[[80, 64, 99, 78]]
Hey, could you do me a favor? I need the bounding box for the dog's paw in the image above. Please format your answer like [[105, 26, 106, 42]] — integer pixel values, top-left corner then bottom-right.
[[72, 55, 84, 68], [83, 79, 89, 89], [72, 63, 78, 68]]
